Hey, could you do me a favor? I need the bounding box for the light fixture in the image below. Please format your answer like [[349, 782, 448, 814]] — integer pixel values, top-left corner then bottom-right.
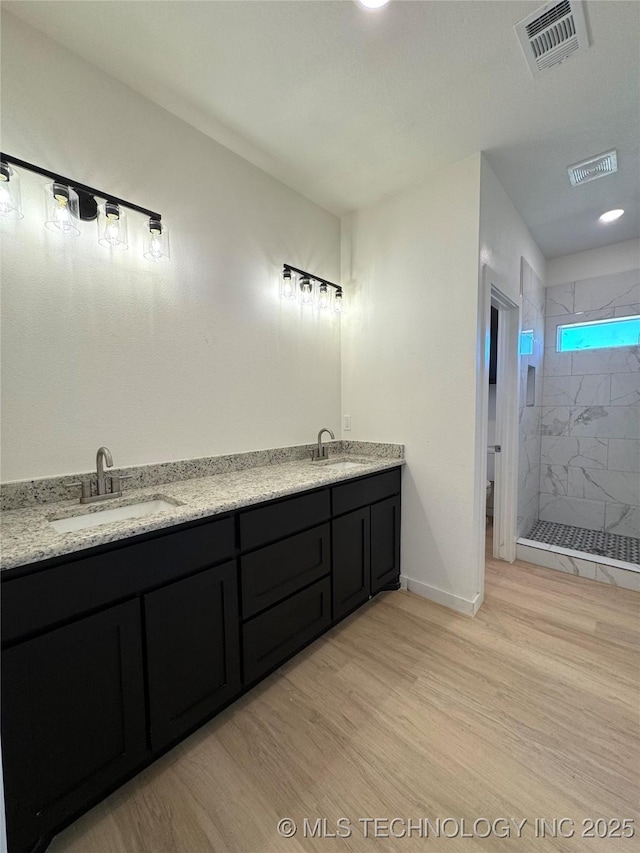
[[280, 267, 296, 299], [1, 153, 166, 260], [44, 183, 81, 237], [144, 218, 169, 261], [357, 0, 391, 8], [98, 202, 128, 250], [599, 208, 624, 223], [0, 161, 23, 219], [281, 264, 344, 315]]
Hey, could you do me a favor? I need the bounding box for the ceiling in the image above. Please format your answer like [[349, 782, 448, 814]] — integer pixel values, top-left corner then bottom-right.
[[5, 0, 640, 258]]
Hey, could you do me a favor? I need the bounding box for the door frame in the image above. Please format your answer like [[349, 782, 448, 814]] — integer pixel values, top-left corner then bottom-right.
[[477, 265, 520, 570]]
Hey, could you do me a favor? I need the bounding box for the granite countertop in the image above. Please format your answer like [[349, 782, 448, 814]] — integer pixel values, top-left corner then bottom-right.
[[0, 456, 404, 572]]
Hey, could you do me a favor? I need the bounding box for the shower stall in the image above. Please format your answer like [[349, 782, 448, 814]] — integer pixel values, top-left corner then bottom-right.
[[516, 263, 640, 590]]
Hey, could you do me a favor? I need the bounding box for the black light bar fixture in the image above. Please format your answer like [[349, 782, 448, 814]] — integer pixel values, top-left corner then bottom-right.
[[281, 264, 343, 313], [0, 153, 169, 260]]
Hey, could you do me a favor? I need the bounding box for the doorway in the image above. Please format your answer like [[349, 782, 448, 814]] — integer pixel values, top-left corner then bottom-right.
[[477, 265, 520, 572]]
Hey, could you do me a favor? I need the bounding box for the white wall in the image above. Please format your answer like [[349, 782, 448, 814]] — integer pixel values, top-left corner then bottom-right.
[[479, 158, 546, 305], [341, 154, 483, 614], [546, 239, 640, 287], [478, 157, 546, 545], [0, 13, 341, 481]]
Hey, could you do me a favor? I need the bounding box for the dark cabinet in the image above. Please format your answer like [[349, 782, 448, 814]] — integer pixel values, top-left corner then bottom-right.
[[240, 522, 333, 682], [333, 479, 402, 618], [144, 561, 241, 750], [240, 523, 330, 619], [1, 516, 235, 645], [240, 489, 330, 550], [332, 468, 400, 516], [1, 466, 401, 853], [333, 507, 371, 620], [243, 577, 332, 684], [371, 496, 401, 594], [2, 600, 147, 853]]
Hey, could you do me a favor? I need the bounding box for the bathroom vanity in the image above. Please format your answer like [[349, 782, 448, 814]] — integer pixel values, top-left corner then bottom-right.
[[1, 458, 402, 853]]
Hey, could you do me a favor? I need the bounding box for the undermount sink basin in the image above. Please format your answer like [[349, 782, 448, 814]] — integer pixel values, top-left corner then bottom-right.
[[324, 460, 368, 471], [49, 499, 177, 534]]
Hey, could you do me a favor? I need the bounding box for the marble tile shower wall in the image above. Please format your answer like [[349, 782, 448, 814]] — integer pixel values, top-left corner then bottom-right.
[[518, 260, 545, 537], [540, 268, 640, 537]]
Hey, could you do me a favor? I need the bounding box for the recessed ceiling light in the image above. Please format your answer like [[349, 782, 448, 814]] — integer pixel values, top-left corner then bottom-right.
[[357, 0, 391, 8], [599, 209, 625, 224]]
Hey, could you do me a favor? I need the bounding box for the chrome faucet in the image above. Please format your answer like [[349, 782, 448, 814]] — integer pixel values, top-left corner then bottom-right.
[[96, 446, 113, 495], [312, 427, 335, 461], [72, 446, 130, 504]]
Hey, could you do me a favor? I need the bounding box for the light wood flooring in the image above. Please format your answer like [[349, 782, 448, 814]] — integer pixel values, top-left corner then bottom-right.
[[50, 532, 640, 852]]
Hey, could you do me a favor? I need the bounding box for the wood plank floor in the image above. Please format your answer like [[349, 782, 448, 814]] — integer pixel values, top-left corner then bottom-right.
[[50, 534, 640, 852]]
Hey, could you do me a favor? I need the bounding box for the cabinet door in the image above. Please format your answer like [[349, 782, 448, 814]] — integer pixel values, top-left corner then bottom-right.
[[371, 496, 401, 593], [144, 561, 241, 750], [243, 577, 331, 684], [2, 600, 146, 853], [241, 523, 330, 619], [332, 507, 371, 621]]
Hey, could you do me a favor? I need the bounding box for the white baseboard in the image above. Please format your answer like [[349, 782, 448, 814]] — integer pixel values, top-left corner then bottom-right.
[[400, 575, 483, 616]]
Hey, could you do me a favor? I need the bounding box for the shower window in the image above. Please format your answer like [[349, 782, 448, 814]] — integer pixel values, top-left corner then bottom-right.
[[519, 329, 534, 355], [557, 315, 640, 352]]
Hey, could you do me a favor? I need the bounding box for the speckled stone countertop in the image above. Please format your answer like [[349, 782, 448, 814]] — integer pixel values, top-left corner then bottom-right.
[[1, 456, 404, 572]]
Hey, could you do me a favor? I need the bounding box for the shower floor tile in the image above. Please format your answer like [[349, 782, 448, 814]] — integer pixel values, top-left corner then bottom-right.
[[525, 520, 639, 565]]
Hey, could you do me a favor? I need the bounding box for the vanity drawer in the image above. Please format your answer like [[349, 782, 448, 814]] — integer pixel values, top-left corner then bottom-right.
[[239, 489, 330, 551], [242, 576, 331, 684], [2, 516, 235, 644], [241, 523, 330, 619], [332, 469, 401, 517]]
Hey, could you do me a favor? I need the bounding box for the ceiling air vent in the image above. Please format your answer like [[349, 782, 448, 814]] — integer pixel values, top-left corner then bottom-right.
[[515, 0, 589, 78], [567, 150, 618, 187]]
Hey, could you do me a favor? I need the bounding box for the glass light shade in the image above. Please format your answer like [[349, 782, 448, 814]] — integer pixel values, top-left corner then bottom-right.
[[281, 268, 296, 299], [300, 277, 314, 305], [318, 283, 330, 310], [333, 290, 344, 314], [44, 183, 80, 236], [0, 162, 24, 219], [97, 202, 128, 250], [144, 218, 169, 261]]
